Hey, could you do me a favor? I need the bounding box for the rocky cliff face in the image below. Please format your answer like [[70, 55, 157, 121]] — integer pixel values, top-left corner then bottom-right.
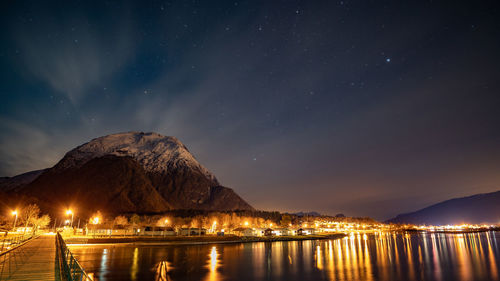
[[6, 132, 253, 215]]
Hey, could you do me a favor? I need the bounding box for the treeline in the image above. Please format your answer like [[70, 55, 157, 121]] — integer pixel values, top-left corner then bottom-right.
[[91, 210, 283, 229], [90, 209, 378, 229]]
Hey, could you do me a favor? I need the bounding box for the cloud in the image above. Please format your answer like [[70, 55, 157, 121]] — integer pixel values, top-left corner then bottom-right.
[[0, 118, 64, 175], [13, 10, 135, 104]]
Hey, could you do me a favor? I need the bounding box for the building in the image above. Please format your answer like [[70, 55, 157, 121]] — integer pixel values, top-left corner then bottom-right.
[[179, 228, 206, 236], [253, 228, 266, 236], [232, 227, 254, 236], [232, 227, 267, 237], [86, 224, 133, 236], [264, 228, 274, 236], [141, 226, 176, 236], [297, 228, 316, 235], [272, 228, 296, 236]]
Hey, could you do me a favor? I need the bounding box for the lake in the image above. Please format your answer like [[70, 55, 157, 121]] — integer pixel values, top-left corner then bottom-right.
[[69, 231, 500, 281]]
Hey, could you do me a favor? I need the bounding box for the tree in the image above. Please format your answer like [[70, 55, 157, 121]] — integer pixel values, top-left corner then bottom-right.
[[21, 204, 40, 233], [114, 216, 128, 226], [280, 214, 292, 227], [89, 211, 103, 224], [130, 214, 141, 225], [32, 215, 51, 233]]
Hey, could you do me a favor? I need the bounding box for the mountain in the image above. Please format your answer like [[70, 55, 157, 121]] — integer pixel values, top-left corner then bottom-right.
[[387, 190, 500, 225], [4, 132, 253, 216], [293, 211, 321, 217], [0, 169, 47, 192]]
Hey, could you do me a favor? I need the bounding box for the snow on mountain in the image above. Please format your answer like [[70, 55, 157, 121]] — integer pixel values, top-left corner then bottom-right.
[[54, 132, 218, 184]]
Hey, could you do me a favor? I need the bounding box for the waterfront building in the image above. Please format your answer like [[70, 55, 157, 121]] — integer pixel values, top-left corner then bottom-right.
[[179, 228, 207, 236]]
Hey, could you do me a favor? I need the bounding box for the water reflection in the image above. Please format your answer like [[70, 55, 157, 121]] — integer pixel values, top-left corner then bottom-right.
[[154, 261, 171, 281], [206, 246, 220, 281], [69, 231, 500, 281], [131, 248, 138, 281]]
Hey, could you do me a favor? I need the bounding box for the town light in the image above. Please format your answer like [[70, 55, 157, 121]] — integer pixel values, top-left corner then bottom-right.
[[12, 210, 18, 230], [244, 221, 249, 226], [164, 219, 169, 225], [210, 220, 218, 233], [66, 209, 74, 227], [92, 217, 100, 224]]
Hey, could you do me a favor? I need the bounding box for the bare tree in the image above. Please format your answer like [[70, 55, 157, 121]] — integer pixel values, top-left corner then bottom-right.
[[21, 204, 40, 233]]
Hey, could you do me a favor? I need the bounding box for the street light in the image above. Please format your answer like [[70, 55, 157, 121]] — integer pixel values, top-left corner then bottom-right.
[[12, 210, 18, 231], [66, 209, 74, 228]]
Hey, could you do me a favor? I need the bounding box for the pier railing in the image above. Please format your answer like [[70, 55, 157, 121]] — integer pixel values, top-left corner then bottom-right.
[[0, 233, 35, 255], [56, 232, 94, 281]]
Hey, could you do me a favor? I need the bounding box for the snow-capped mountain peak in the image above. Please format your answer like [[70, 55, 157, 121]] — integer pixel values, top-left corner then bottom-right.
[[54, 132, 218, 183]]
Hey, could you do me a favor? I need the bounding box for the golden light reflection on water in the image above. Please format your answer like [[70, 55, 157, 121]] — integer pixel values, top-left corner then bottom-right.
[[316, 245, 323, 270], [219, 231, 499, 281], [205, 246, 220, 281], [486, 232, 498, 280], [130, 247, 138, 281], [69, 231, 500, 281], [155, 260, 172, 281]]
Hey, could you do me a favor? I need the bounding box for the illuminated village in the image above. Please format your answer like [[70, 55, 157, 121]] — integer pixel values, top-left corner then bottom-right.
[[2, 204, 498, 243]]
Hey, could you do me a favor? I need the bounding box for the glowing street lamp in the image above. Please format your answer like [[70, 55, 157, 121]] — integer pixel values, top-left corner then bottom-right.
[[244, 221, 249, 226], [164, 219, 169, 225], [210, 220, 217, 233], [66, 209, 74, 228], [12, 210, 18, 230]]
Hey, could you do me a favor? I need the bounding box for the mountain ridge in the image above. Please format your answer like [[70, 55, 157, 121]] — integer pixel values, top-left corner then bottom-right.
[[387, 190, 500, 225]]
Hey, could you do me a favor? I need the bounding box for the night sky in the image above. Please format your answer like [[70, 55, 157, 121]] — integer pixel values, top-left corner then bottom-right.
[[1, 1, 500, 219]]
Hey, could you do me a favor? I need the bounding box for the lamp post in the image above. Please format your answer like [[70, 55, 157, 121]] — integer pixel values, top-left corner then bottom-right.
[[12, 210, 18, 231], [66, 210, 74, 228]]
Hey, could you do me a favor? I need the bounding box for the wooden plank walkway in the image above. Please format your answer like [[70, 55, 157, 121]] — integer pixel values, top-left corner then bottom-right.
[[0, 234, 60, 281]]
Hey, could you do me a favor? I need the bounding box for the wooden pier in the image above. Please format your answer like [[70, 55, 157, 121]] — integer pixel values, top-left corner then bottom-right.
[[0, 234, 59, 281]]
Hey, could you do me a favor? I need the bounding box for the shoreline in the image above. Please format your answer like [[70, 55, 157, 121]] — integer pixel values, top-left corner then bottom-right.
[[402, 228, 500, 234], [65, 233, 347, 246]]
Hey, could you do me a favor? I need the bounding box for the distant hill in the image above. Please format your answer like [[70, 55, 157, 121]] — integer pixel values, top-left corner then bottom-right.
[[387, 190, 500, 225], [293, 211, 321, 217], [1, 132, 253, 217], [0, 169, 47, 192]]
